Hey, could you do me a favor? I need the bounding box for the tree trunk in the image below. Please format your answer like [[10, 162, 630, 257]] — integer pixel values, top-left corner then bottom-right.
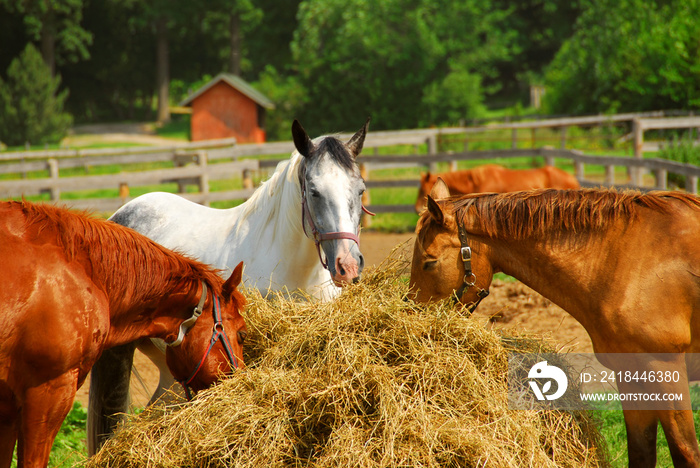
[[40, 10, 56, 77], [229, 13, 241, 76], [156, 17, 170, 124]]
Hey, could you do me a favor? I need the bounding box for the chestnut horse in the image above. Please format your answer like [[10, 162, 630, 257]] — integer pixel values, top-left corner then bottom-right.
[[0, 201, 247, 468], [414, 164, 580, 213], [409, 181, 700, 467]]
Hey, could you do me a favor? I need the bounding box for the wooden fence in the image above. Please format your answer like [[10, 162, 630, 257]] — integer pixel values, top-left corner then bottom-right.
[[1, 112, 698, 215]]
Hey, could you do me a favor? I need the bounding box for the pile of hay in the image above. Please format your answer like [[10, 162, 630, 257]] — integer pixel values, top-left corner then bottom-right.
[[88, 251, 606, 467]]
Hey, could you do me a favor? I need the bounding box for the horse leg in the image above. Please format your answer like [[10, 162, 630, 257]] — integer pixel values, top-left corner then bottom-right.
[[87, 341, 136, 456], [657, 409, 700, 467], [621, 409, 659, 467], [137, 338, 180, 406], [18, 372, 77, 468], [0, 418, 17, 468]]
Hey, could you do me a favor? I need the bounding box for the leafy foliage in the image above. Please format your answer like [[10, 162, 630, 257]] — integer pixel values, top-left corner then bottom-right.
[[290, 0, 514, 133], [543, 0, 700, 114], [1, 0, 699, 138], [0, 43, 72, 146]]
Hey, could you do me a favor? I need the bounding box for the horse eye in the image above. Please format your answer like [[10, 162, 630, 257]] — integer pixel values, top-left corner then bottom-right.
[[237, 330, 247, 344], [423, 260, 437, 271], [310, 189, 320, 198]]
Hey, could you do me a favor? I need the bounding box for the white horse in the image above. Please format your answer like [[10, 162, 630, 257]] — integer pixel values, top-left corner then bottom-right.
[[88, 119, 371, 454]]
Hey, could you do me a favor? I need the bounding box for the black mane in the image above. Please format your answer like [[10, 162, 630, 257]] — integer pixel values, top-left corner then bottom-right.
[[313, 136, 355, 170]]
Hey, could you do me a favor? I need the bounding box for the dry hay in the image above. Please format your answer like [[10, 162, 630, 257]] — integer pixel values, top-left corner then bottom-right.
[[88, 249, 607, 468]]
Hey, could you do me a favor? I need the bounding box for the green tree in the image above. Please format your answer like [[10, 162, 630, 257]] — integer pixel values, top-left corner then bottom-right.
[[0, 0, 92, 76], [0, 43, 72, 146], [291, 0, 513, 133], [252, 65, 307, 140], [543, 0, 700, 114], [491, 0, 581, 105], [199, 0, 263, 76]]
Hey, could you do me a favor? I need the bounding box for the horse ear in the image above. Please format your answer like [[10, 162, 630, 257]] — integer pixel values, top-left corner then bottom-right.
[[292, 119, 314, 157], [426, 195, 445, 225], [346, 117, 370, 159], [223, 261, 244, 297], [430, 177, 450, 200]]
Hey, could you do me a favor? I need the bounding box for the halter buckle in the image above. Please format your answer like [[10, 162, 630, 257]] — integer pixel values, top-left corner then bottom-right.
[[460, 246, 472, 262]]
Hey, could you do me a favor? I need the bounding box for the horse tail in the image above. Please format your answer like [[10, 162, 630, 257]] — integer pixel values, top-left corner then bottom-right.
[[87, 342, 137, 455]]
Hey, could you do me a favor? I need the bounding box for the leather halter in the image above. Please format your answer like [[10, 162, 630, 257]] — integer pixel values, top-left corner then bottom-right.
[[454, 221, 490, 313], [166, 282, 240, 399], [299, 163, 375, 269]]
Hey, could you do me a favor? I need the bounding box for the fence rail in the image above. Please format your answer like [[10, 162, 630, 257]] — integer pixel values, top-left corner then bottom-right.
[[1, 113, 699, 215]]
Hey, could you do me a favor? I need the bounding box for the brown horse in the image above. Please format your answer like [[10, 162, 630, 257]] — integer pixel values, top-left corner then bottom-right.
[[415, 164, 580, 213], [0, 201, 247, 468], [409, 180, 700, 467]]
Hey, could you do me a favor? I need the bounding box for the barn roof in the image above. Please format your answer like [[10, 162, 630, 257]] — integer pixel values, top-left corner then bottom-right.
[[179, 73, 275, 109]]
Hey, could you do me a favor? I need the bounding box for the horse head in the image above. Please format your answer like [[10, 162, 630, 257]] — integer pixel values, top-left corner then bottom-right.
[[165, 262, 247, 394], [293, 118, 370, 286], [408, 178, 493, 308]]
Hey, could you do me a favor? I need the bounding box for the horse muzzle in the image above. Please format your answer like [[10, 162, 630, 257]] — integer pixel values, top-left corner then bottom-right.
[[328, 241, 364, 286]]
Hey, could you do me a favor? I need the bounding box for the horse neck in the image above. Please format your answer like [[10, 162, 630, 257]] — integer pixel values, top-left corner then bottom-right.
[[476, 230, 604, 320], [71, 228, 208, 344], [230, 153, 332, 294], [105, 269, 202, 347]]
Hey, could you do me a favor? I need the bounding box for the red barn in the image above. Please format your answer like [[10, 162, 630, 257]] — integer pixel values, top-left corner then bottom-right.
[[180, 73, 274, 143]]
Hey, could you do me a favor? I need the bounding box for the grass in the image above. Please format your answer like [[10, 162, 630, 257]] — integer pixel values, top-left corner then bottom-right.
[[155, 115, 190, 140], [593, 385, 700, 467]]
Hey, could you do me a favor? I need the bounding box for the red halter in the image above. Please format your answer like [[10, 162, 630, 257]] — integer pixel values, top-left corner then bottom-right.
[[299, 166, 375, 269], [166, 282, 240, 399]]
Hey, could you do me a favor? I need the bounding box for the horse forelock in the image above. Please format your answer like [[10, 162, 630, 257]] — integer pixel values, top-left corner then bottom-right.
[[17, 201, 225, 305], [449, 188, 700, 240], [313, 136, 356, 170]]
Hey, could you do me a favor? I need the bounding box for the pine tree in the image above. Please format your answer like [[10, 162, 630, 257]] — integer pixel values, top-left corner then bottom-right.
[[0, 43, 72, 146]]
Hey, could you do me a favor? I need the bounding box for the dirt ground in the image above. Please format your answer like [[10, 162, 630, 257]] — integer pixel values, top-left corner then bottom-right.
[[74, 231, 592, 408]]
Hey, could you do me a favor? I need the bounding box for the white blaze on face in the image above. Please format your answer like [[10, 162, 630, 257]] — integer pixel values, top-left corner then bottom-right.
[[306, 155, 364, 285]]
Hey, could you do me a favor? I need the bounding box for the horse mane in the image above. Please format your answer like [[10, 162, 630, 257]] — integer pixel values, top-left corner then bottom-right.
[[234, 151, 304, 238], [449, 188, 700, 239], [17, 200, 224, 303]]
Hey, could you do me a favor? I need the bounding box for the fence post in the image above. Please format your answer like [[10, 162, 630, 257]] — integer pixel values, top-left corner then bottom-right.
[[119, 182, 130, 205], [427, 135, 438, 173], [574, 160, 585, 181], [686, 175, 698, 195], [632, 118, 644, 186], [360, 162, 371, 228], [197, 150, 210, 206], [605, 165, 615, 185], [174, 149, 187, 193], [543, 150, 554, 167], [47, 158, 60, 201], [242, 169, 254, 190], [653, 168, 667, 190], [560, 126, 567, 149], [511, 129, 518, 149]]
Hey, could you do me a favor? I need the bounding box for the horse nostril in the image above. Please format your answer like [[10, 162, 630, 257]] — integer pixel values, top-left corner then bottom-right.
[[358, 254, 364, 269], [339, 266, 346, 276]]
